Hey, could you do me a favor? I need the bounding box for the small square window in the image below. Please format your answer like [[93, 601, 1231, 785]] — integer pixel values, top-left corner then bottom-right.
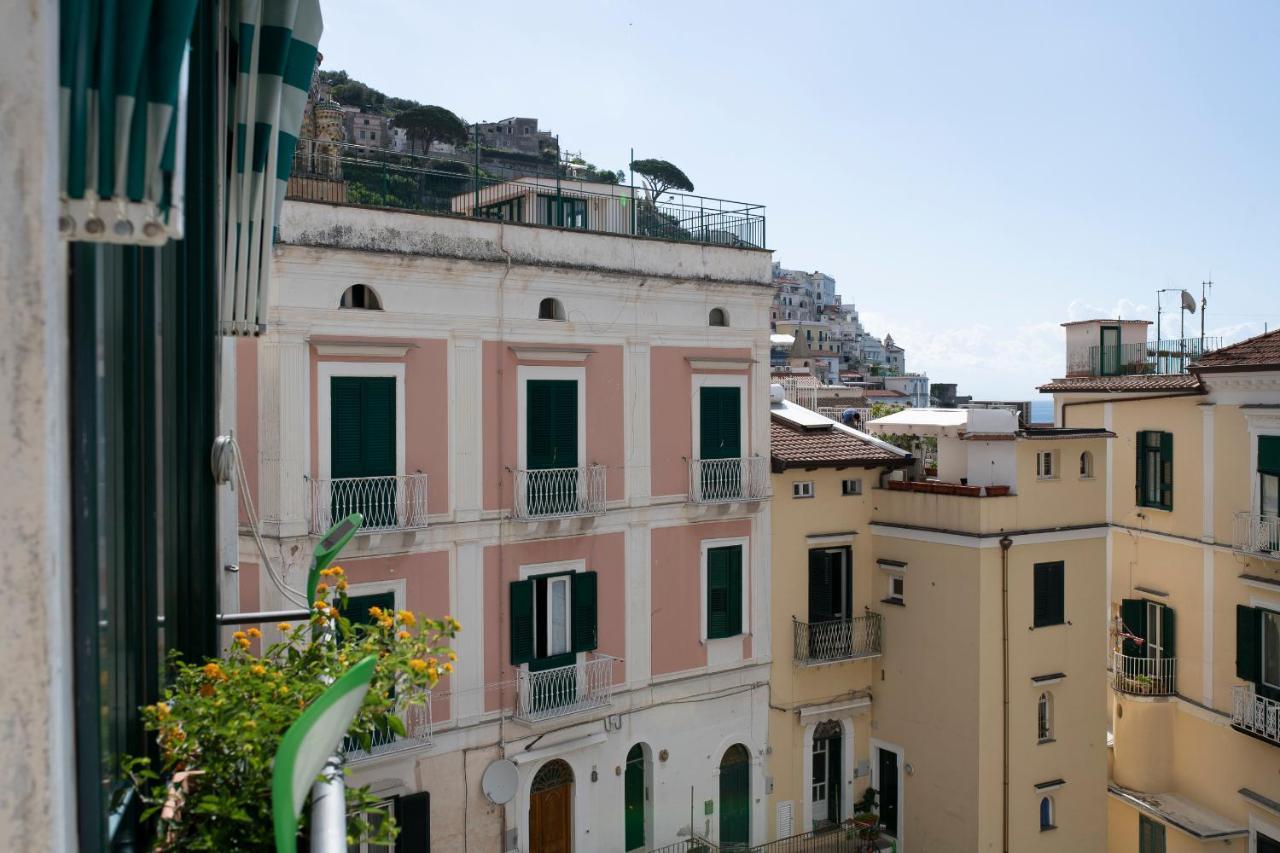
[[792, 481, 815, 499], [1036, 450, 1059, 480], [887, 574, 905, 604], [842, 478, 863, 496]]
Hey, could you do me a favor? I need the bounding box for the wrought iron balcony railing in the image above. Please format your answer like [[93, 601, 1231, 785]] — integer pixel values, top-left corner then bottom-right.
[[307, 473, 428, 534], [1232, 684, 1280, 745], [513, 465, 606, 520], [1111, 652, 1177, 697], [1069, 336, 1221, 377], [514, 653, 618, 723], [342, 689, 433, 762], [688, 456, 770, 504], [1233, 511, 1280, 558], [793, 614, 882, 665]]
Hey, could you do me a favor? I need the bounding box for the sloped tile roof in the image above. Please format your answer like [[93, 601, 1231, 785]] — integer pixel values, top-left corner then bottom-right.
[[1192, 328, 1280, 371], [770, 416, 904, 469], [1036, 374, 1202, 393]]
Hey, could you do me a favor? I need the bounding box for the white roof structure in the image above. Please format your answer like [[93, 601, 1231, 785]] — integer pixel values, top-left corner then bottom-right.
[[770, 333, 796, 345], [772, 398, 908, 457], [865, 407, 1018, 438]]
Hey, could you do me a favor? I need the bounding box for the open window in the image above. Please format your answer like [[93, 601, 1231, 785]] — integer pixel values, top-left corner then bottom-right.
[[1037, 692, 1054, 743], [339, 283, 382, 310], [1237, 604, 1280, 700], [538, 297, 565, 321], [509, 571, 598, 669], [1137, 430, 1173, 510], [1079, 450, 1094, 479]]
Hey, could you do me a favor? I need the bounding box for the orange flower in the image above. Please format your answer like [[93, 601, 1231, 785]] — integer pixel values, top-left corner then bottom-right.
[[247, 627, 262, 639], [368, 606, 383, 618], [277, 622, 291, 632], [328, 606, 340, 618], [409, 659, 428, 673], [442, 662, 454, 673], [397, 630, 411, 640], [316, 582, 329, 595], [397, 610, 416, 627], [199, 684, 215, 698], [202, 662, 226, 680], [336, 579, 348, 591], [250, 664, 267, 676], [314, 600, 328, 611], [232, 631, 247, 641], [446, 650, 457, 662]]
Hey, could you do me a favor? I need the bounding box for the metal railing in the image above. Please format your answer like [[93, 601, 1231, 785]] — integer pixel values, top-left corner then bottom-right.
[[1070, 336, 1222, 377], [1232, 684, 1280, 745], [647, 823, 880, 853], [817, 407, 871, 428], [307, 473, 428, 534], [1234, 511, 1280, 557], [1111, 652, 1177, 696], [793, 615, 882, 665], [513, 465, 606, 520], [287, 139, 766, 249], [514, 653, 618, 723], [689, 456, 770, 504], [342, 689, 433, 762]]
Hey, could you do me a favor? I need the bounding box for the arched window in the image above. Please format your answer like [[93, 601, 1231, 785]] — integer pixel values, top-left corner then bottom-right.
[[538, 297, 565, 321], [1037, 692, 1053, 742], [339, 283, 382, 310], [532, 758, 574, 793], [1079, 451, 1094, 479], [1039, 796, 1055, 831], [709, 307, 729, 327]]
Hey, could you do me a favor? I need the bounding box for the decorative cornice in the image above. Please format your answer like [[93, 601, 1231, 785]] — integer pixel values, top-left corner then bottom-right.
[[312, 342, 416, 358], [509, 346, 595, 363], [687, 356, 755, 371]]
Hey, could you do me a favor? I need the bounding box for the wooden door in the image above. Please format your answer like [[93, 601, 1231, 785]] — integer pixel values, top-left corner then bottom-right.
[[529, 782, 572, 853]]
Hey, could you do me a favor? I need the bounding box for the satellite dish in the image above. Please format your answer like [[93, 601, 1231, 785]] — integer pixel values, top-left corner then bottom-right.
[[482, 759, 520, 805], [1181, 290, 1197, 313]]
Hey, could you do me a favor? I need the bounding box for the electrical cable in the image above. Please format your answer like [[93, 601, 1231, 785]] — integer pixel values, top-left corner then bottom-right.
[[224, 433, 310, 607]]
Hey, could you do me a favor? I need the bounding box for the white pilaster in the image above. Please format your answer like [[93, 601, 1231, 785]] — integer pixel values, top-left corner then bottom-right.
[[258, 329, 310, 538], [454, 539, 485, 722], [1201, 404, 1215, 542], [1104, 402, 1114, 524], [626, 339, 652, 506], [452, 334, 483, 521], [626, 521, 652, 686]]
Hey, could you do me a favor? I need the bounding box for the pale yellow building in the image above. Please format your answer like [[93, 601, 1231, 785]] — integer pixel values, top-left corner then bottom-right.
[[863, 407, 1113, 852], [1042, 324, 1280, 853], [765, 396, 909, 840]]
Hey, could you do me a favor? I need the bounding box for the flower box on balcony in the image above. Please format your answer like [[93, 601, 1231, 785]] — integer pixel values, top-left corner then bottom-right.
[[887, 480, 911, 491], [933, 482, 958, 495], [984, 485, 1010, 497], [954, 484, 983, 497]]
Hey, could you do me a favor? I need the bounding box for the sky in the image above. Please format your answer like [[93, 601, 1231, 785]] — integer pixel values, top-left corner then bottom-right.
[[317, 0, 1280, 399]]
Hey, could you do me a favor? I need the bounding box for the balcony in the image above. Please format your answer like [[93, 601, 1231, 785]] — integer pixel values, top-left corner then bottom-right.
[[793, 614, 882, 665], [1233, 684, 1280, 745], [307, 473, 428, 535], [342, 689, 433, 763], [1111, 652, 1177, 697], [1070, 336, 1221, 377], [688, 456, 770, 504], [513, 465, 606, 520], [1233, 512, 1280, 559], [514, 653, 619, 723]]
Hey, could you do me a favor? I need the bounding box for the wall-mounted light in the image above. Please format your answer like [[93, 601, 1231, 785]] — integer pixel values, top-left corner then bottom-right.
[[659, 749, 670, 763]]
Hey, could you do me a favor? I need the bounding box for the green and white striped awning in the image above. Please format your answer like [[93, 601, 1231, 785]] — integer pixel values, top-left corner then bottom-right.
[[220, 0, 323, 336], [59, 0, 201, 245]]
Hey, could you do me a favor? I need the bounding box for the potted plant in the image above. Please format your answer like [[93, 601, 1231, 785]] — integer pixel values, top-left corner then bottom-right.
[[984, 484, 1010, 497], [852, 786, 880, 846], [120, 569, 460, 851]]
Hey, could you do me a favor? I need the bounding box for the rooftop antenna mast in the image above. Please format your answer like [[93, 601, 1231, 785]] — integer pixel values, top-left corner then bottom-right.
[[1200, 279, 1212, 347]]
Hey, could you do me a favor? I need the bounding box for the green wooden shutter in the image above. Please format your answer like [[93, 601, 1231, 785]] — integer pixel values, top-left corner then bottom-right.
[[1259, 436, 1280, 475], [330, 376, 396, 478], [1135, 431, 1146, 506], [330, 378, 364, 479], [1237, 605, 1261, 682], [1034, 562, 1064, 627], [571, 571, 598, 652], [1159, 432, 1174, 509], [1161, 606, 1176, 658], [707, 550, 730, 639], [1120, 599, 1146, 656], [527, 379, 578, 469], [395, 791, 430, 853], [725, 547, 743, 637], [510, 580, 535, 665], [808, 550, 834, 623], [341, 591, 396, 628], [700, 387, 741, 460]]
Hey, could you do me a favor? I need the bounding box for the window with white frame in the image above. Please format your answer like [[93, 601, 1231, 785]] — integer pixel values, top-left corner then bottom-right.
[[1037, 692, 1054, 743], [1039, 796, 1055, 831], [842, 478, 863, 496], [793, 480, 815, 499], [1036, 450, 1059, 480], [886, 573, 904, 605], [703, 542, 747, 641]]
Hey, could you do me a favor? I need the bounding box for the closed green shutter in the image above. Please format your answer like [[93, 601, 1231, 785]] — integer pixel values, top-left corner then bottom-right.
[[1120, 598, 1146, 656], [1161, 605, 1176, 658], [1034, 562, 1064, 627], [707, 546, 743, 639], [1159, 432, 1174, 509], [808, 550, 834, 623], [725, 547, 743, 637], [571, 571, 598, 652], [342, 591, 396, 628], [1260, 436, 1280, 475], [1237, 605, 1261, 682], [330, 376, 395, 478], [395, 791, 430, 853], [700, 387, 741, 460], [510, 580, 535, 665], [1135, 431, 1146, 506], [527, 380, 578, 469]]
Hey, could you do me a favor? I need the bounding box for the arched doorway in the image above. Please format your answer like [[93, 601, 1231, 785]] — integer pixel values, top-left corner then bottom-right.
[[811, 721, 843, 829], [530, 759, 574, 853], [624, 744, 649, 851], [719, 744, 751, 848]]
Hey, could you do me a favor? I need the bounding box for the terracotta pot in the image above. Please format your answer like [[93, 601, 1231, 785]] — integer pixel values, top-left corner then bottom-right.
[[887, 480, 911, 491], [984, 485, 1010, 497], [954, 484, 982, 497], [933, 483, 957, 495]]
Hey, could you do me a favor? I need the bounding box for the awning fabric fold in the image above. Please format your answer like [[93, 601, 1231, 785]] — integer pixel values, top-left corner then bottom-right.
[[58, 0, 201, 245], [220, 0, 323, 336]]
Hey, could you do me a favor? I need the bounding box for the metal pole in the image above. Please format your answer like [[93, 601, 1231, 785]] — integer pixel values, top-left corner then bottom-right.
[[1155, 289, 1161, 343], [473, 124, 480, 218], [310, 754, 347, 852], [630, 147, 636, 235]]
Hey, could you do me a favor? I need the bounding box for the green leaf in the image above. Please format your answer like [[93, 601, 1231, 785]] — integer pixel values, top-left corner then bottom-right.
[[386, 714, 407, 737]]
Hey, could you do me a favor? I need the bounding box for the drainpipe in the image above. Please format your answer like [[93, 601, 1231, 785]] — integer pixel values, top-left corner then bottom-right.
[[1000, 535, 1013, 853]]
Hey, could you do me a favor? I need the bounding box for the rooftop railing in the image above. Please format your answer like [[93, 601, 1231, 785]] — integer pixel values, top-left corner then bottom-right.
[[306, 473, 428, 535], [1069, 336, 1222, 377], [287, 138, 766, 249], [1232, 684, 1280, 745]]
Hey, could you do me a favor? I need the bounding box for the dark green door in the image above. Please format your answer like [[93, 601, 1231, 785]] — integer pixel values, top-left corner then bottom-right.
[[700, 387, 742, 499], [1100, 325, 1121, 375], [330, 376, 397, 528], [526, 379, 578, 515], [624, 745, 646, 850], [719, 744, 750, 848], [878, 748, 899, 838]]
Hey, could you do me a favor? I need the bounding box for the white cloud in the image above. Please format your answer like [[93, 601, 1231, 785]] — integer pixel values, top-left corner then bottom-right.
[[1065, 298, 1152, 323]]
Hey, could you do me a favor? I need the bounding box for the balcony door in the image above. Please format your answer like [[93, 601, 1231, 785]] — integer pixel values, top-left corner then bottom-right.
[[699, 386, 742, 499], [331, 376, 397, 528], [811, 721, 843, 829], [1100, 325, 1121, 375], [526, 379, 579, 516], [877, 747, 900, 840], [808, 548, 851, 623]]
